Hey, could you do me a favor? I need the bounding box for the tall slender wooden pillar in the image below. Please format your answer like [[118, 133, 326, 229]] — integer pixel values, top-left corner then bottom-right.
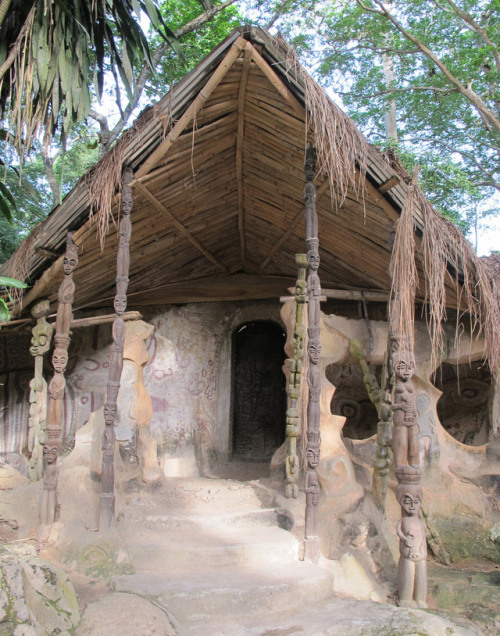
[[40, 233, 78, 536], [99, 167, 133, 530], [303, 145, 322, 563]]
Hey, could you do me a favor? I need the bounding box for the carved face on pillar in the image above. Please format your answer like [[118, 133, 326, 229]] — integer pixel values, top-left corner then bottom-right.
[[104, 403, 117, 427], [63, 253, 78, 276], [286, 409, 299, 437], [30, 330, 50, 357], [295, 280, 307, 303], [43, 444, 59, 465], [121, 196, 133, 216], [393, 356, 415, 382], [400, 493, 421, 517], [293, 326, 304, 358], [396, 484, 423, 517], [52, 348, 68, 373], [307, 250, 320, 271], [308, 341, 321, 365], [114, 294, 127, 316], [304, 155, 315, 182], [307, 447, 320, 469]]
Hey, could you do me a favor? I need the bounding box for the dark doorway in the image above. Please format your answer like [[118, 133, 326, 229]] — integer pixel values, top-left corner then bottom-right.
[[232, 321, 286, 461]]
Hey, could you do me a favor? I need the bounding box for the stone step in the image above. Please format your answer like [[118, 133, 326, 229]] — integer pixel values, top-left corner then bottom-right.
[[111, 561, 334, 623], [141, 506, 295, 531], [125, 524, 299, 572], [121, 477, 277, 520]]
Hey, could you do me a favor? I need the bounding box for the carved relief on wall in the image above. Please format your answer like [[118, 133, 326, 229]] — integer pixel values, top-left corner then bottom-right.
[[326, 363, 381, 440], [434, 361, 491, 445]]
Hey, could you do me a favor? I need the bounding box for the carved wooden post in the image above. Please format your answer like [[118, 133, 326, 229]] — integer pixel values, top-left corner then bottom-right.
[[99, 166, 133, 530], [285, 253, 307, 498], [303, 145, 322, 563], [40, 234, 78, 534], [390, 312, 427, 607], [28, 299, 53, 482]]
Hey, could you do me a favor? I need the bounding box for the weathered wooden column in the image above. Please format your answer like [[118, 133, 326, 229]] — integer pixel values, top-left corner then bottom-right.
[[285, 253, 307, 498], [99, 166, 133, 530], [28, 299, 53, 482], [389, 170, 427, 607], [40, 233, 78, 536], [303, 145, 322, 563]]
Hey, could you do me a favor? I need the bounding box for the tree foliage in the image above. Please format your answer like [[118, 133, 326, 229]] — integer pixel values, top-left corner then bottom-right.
[[275, 0, 499, 230], [0, 0, 182, 157]]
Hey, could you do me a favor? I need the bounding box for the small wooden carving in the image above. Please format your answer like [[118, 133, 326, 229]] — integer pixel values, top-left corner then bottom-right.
[[41, 233, 77, 535], [285, 254, 307, 498], [28, 299, 53, 482], [303, 145, 322, 563], [395, 483, 428, 608], [99, 167, 133, 530]]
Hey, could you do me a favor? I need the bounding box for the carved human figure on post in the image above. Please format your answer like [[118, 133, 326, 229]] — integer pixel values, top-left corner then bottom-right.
[[56, 235, 78, 335], [28, 300, 53, 482], [304, 442, 321, 562], [392, 351, 420, 475], [41, 233, 77, 536], [40, 444, 60, 527], [395, 484, 427, 608]]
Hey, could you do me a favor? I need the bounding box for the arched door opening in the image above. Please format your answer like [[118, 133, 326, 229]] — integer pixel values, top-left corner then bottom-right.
[[231, 321, 286, 462]]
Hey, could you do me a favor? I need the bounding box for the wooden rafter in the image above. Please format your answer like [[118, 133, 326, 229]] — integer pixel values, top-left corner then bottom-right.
[[236, 43, 252, 268], [249, 45, 305, 119], [135, 36, 247, 181], [134, 181, 229, 274]]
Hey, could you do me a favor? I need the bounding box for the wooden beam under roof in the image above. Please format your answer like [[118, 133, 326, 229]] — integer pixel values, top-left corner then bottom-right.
[[133, 181, 229, 274], [87, 273, 297, 306]]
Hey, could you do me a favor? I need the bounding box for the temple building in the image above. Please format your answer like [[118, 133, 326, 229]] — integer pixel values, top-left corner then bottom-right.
[[0, 26, 499, 633]]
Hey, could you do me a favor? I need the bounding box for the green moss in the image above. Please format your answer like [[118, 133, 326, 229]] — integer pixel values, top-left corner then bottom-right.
[[433, 516, 500, 563]]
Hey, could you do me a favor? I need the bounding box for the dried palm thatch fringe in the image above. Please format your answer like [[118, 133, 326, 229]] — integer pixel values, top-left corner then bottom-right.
[[269, 34, 368, 209], [86, 139, 125, 250], [3, 222, 43, 308], [387, 152, 500, 374], [86, 106, 157, 249], [389, 167, 419, 355]]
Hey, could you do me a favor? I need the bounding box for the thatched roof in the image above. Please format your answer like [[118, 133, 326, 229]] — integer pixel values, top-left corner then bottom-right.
[[1, 27, 499, 369]]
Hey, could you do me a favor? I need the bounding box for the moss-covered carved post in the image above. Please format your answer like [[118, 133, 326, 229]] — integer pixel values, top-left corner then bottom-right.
[[349, 339, 392, 512], [40, 233, 78, 536], [303, 145, 322, 563], [99, 167, 133, 530], [285, 253, 307, 498], [28, 299, 53, 482]]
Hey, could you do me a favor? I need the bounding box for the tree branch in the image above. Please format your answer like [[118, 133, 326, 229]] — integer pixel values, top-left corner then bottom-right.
[[97, 0, 238, 154], [442, 0, 500, 72], [370, 86, 459, 96], [357, 0, 500, 136]]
